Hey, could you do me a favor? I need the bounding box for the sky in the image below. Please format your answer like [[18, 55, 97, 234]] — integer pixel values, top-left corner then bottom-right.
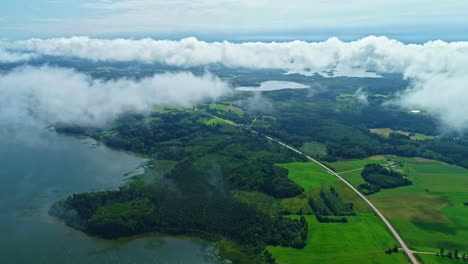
[[1, 0, 468, 42]]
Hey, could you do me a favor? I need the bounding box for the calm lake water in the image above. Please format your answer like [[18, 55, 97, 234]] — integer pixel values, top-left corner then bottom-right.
[[0, 129, 222, 264]]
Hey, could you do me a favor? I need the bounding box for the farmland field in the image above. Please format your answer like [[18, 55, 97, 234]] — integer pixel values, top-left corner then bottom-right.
[[417, 254, 467, 264], [370, 128, 436, 140], [209, 103, 244, 116], [268, 214, 409, 264], [277, 162, 338, 192], [328, 156, 468, 253], [271, 161, 407, 263]]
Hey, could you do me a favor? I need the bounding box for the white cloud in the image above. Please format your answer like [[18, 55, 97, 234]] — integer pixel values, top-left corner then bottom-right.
[[0, 66, 230, 127], [400, 74, 468, 133], [9, 36, 468, 75], [3, 35, 468, 132], [354, 87, 368, 105]]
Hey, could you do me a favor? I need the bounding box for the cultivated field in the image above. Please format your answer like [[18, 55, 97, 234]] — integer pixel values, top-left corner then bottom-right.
[[270, 161, 408, 263], [268, 214, 409, 264], [276, 162, 338, 192], [370, 128, 436, 140], [417, 254, 467, 264], [329, 156, 468, 254]]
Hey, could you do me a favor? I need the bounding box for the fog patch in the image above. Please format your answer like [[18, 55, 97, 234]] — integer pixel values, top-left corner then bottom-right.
[[399, 74, 468, 133], [0, 66, 230, 127], [239, 92, 273, 113], [354, 87, 369, 105]]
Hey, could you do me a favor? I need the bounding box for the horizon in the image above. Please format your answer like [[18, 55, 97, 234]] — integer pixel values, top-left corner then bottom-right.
[[1, 0, 468, 42]]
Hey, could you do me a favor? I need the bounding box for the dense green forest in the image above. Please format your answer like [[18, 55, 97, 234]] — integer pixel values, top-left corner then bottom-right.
[[50, 183, 307, 254]]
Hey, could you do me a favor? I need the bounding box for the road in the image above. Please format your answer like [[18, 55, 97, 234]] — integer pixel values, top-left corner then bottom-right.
[[337, 167, 364, 174], [206, 113, 419, 264]]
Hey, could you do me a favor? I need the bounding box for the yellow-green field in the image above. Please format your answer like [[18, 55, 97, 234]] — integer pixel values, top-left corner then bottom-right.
[[370, 128, 436, 140], [329, 156, 468, 253], [200, 117, 237, 132], [209, 103, 244, 116]]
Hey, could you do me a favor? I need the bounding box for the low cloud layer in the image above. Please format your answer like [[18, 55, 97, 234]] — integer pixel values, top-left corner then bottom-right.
[[0, 48, 35, 62], [2, 36, 468, 131], [0, 66, 230, 127], [5, 36, 467, 75]]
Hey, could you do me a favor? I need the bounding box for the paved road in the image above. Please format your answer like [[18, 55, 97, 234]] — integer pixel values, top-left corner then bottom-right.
[[206, 113, 419, 264]]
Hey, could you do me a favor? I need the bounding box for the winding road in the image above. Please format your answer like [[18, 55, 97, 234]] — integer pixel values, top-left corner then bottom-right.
[[206, 113, 419, 264]]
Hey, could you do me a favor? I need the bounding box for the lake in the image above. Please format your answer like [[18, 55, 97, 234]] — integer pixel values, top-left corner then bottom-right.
[[0, 129, 222, 264]]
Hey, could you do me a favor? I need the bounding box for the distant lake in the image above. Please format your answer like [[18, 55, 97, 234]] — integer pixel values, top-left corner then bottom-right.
[[0, 129, 222, 264], [236, 81, 309, 91]]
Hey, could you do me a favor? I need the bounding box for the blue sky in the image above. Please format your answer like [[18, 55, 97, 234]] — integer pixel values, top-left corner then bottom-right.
[[1, 0, 468, 42]]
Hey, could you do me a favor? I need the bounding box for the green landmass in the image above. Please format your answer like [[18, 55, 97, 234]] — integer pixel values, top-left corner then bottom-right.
[[45, 63, 468, 263]]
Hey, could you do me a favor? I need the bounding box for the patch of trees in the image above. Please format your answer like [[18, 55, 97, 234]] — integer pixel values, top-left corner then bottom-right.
[[361, 164, 411, 189], [357, 183, 381, 195], [263, 251, 278, 264], [315, 215, 348, 223], [308, 187, 355, 223], [437, 248, 468, 260], [229, 163, 303, 198], [384, 246, 399, 255]]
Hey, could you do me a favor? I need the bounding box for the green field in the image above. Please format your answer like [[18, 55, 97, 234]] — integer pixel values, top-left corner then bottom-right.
[[417, 254, 467, 264], [277, 162, 338, 192], [281, 197, 313, 214], [268, 214, 409, 264], [328, 156, 468, 253], [209, 103, 244, 116], [336, 93, 355, 101], [326, 156, 387, 186], [204, 118, 226, 126], [370, 128, 436, 140], [271, 162, 407, 263]]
